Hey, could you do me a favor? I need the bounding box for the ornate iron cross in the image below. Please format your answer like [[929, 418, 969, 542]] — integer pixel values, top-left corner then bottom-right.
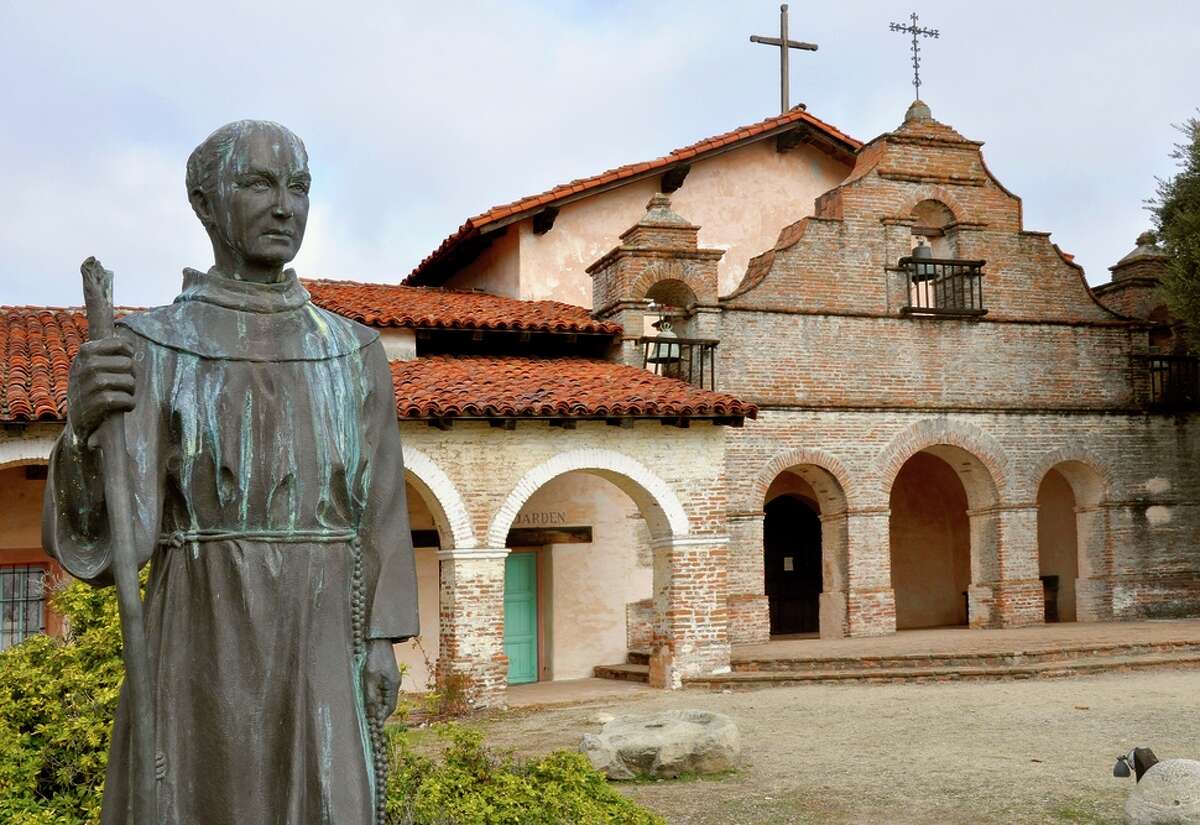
[[750, 4, 818, 114], [889, 12, 939, 101]]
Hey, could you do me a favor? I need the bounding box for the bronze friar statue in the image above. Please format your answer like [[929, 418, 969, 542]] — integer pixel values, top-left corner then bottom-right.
[[44, 120, 418, 825]]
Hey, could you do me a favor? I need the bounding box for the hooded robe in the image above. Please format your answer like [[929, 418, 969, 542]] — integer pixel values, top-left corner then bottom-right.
[[43, 268, 418, 825]]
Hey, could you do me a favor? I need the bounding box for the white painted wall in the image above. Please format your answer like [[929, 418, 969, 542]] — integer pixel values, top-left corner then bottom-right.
[[446, 140, 851, 306]]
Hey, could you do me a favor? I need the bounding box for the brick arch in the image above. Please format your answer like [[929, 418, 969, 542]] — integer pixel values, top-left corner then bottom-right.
[[898, 187, 971, 226], [487, 448, 689, 547], [876, 419, 1010, 509], [402, 446, 477, 551], [0, 434, 56, 470], [631, 262, 716, 305], [1027, 447, 1115, 507], [750, 446, 852, 514]]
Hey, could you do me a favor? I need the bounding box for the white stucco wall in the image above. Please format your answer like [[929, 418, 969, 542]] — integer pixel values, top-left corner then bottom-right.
[[446, 140, 851, 306]]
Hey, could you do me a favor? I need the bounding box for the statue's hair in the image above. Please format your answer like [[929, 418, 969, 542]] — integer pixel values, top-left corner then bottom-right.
[[185, 120, 308, 225]]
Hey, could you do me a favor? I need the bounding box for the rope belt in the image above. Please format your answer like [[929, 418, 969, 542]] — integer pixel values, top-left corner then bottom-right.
[[159, 529, 358, 547]]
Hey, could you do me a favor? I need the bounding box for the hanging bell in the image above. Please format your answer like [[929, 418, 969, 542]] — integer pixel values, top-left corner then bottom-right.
[[646, 318, 682, 365], [910, 241, 936, 282]]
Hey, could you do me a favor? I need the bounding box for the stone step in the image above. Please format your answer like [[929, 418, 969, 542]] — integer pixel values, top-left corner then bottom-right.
[[731, 640, 1200, 674], [627, 650, 651, 666], [685, 651, 1200, 690], [594, 662, 650, 683]]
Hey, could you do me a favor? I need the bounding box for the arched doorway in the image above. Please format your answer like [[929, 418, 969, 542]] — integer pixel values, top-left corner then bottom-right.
[[764, 494, 822, 635], [500, 471, 652, 684], [759, 461, 848, 639], [1036, 460, 1108, 623], [486, 448, 699, 691], [889, 451, 974, 629]]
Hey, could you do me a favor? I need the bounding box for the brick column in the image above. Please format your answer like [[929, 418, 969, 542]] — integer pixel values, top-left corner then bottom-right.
[[436, 548, 509, 708], [969, 505, 1043, 628], [845, 508, 895, 637], [649, 535, 731, 689], [1074, 504, 1113, 622], [818, 509, 849, 639], [726, 512, 769, 645]]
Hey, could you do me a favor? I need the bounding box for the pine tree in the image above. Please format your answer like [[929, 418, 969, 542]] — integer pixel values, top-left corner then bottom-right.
[[1151, 113, 1200, 351]]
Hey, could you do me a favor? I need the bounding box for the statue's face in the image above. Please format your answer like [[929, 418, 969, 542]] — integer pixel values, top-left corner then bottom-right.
[[209, 127, 310, 269]]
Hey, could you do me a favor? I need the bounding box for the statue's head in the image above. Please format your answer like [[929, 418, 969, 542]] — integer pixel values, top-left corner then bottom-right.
[[186, 120, 310, 278]]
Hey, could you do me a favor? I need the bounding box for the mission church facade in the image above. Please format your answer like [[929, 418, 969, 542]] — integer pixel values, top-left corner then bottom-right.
[[2, 100, 1197, 707]]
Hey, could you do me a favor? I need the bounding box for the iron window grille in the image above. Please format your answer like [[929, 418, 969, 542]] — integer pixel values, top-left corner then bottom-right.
[[1, 564, 47, 651], [1142, 354, 1200, 409], [638, 336, 719, 390], [898, 256, 987, 317]]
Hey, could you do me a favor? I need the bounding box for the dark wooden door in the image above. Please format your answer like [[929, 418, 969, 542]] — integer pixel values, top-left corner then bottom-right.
[[764, 496, 822, 635]]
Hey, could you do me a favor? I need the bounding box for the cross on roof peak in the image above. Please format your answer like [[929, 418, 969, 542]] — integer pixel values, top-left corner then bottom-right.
[[889, 11, 939, 101], [750, 4, 818, 115]]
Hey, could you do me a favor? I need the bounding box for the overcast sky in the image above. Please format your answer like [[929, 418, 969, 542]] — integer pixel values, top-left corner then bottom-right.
[[1, 1, 1196, 307]]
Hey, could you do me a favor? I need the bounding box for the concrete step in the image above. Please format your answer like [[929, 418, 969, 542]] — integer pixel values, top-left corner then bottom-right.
[[594, 662, 650, 683], [627, 649, 651, 667], [685, 651, 1200, 691], [731, 640, 1200, 674]]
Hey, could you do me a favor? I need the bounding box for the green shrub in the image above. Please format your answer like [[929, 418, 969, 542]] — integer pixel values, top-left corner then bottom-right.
[[0, 579, 122, 825], [386, 723, 665, 825], [0, 580, 666, 825]]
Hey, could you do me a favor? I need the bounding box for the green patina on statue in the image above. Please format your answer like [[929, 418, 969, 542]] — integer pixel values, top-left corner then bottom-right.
[[44, 120, 418, 825]]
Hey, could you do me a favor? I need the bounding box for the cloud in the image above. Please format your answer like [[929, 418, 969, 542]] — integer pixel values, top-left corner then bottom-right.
[[1, 0, 1196, 306]]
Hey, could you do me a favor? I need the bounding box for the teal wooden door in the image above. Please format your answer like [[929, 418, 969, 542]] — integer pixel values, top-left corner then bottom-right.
[[504, 553, 538, 685]]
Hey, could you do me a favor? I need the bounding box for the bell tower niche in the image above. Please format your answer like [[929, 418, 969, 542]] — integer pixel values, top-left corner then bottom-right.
[[587, 194, 724, 381]]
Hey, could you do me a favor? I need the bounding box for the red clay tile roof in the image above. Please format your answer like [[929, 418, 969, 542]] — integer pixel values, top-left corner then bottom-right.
[[391, 355, 756, 421], [1, 307, 752, 424], [405, 108, 861, 286], [305, 279, 620, 335], [1, 307, 87, 421]]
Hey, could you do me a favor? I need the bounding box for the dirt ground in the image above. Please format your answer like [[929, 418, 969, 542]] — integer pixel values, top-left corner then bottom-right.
[[470, 669, 1200, 824]]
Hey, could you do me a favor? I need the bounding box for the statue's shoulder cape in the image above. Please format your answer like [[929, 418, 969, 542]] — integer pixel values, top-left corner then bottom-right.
[[117, 268, 379, 362]]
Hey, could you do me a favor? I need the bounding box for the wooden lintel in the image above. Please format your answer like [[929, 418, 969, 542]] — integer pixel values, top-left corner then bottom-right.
[[411, 529, 441, 549], [506, 525, 593, 546], [776, 125, 811, 154], [532, 206, 560, 235], [661, 164, 691, 194]]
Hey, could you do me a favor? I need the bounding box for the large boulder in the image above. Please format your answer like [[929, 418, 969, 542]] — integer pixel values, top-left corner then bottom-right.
[[1125, 759, 1200, 825], [579, 709, 740, 781]]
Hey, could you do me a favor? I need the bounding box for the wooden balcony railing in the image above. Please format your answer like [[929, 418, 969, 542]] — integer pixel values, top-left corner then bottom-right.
[[1142, 354, 1200, 409], [638, 336, 718, 390], [898, 257, 987, 317]]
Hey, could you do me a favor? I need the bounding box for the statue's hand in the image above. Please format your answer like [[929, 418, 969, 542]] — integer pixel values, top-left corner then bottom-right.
[[67, 337, 136, 443], [363, 639, 400, 724]]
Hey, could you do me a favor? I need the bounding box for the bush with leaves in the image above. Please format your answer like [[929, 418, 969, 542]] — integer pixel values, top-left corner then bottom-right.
[[0, 579, 123, 825], [1, 579, 666, 825], [1152, 113, 1200, 351], [385, 723, 665, 825]]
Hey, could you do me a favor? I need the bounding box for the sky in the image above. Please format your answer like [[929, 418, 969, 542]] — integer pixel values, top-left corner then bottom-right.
[[1, 1, 1197, 308]]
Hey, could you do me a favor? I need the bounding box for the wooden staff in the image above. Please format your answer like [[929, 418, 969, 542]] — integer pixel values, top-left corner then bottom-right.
[[80, 257, 157, 824]]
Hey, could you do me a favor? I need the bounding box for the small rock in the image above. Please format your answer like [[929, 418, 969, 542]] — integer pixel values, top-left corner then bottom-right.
[[579, 709, 740, 780], [1125, 759, 1200, 825]]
